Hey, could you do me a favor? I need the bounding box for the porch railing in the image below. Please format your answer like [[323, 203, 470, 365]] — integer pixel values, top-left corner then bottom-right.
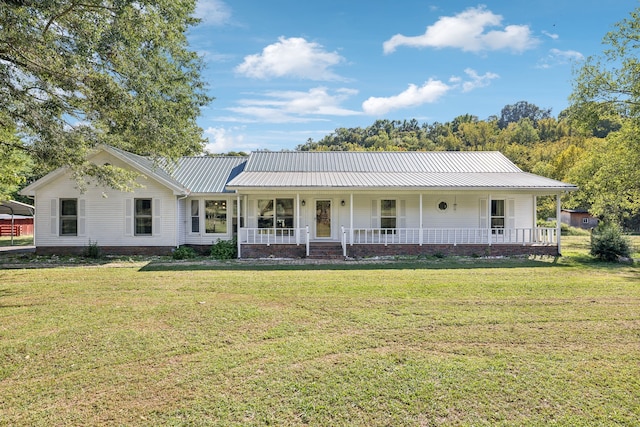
[[239, 227, 310, 255], [342, 227, 557, 246]]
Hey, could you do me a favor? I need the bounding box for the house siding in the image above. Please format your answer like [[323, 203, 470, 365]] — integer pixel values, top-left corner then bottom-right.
[[32, 154, 178, 252], [182, 196, 237, 246]]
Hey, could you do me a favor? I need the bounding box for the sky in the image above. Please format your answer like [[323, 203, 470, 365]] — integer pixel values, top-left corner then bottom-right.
[[187, 0, 636, 153]]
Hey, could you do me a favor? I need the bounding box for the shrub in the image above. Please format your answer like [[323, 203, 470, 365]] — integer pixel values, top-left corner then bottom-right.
[[211, 238, 237, 260], [84, 239, 101, 259], [590, 223, 631, 262], [172, 246, 197, 260]]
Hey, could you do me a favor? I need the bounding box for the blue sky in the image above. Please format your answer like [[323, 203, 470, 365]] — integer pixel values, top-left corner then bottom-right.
[[188, 1, 635, 153]]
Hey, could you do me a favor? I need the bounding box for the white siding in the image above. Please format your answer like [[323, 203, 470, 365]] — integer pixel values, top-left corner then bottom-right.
[[32, 153, 178, 248], [183, 196, 236, 246]]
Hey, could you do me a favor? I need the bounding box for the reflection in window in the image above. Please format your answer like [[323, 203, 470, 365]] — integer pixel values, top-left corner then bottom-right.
[[60, 199, 77, 236], [205, 200, 227, 234], [381, 199, 397, 229], [135, 198, 152, 236], [491, 199, 505, 229], [258, 198, 294, 230], [191, 200, 199, 233]]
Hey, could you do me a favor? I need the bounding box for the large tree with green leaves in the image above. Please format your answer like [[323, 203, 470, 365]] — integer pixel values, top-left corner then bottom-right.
[[0, 0, 210, 191], [570, 6, 640, 125], [569, 5, 640, 226]]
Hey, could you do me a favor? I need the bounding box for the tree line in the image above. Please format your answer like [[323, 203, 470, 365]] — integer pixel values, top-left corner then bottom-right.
[[294, 102, 637, 229]]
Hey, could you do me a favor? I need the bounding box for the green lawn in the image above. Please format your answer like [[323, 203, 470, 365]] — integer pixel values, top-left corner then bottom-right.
[[0, 238, 639, 426], [0, 235, 33, 247]]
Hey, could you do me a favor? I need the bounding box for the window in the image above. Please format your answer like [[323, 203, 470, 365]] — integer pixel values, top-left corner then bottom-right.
[[491, 199, 505, 231], [191, 200, 200, 233], [257, 199, 274, 229], [258, 198, 294, 230], [60, 199, 77, 236], [205, 200, 227, 234], [232, 199, 244, 235], [275, 199, 294, 229], [381, 200, 397, 230], [582, 217, 589, 224], [135, 198, 153, 236]]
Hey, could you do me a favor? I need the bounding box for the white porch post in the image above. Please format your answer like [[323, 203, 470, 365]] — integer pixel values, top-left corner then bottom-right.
[[533, 195, 537, 242], [556, 193, 562, 255], [349, 193, 354, 246], [237, 194, 242, 258], [296, 193, 300, 245], [487, 194, 492, 246], [419, 194, 423, 246]]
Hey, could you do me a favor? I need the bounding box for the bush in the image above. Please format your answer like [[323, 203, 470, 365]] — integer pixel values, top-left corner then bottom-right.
[[172, 246, 197, 260], [211, 238, 237, 260], [590, 223, 631, 262], [84, 239, 101, 259]]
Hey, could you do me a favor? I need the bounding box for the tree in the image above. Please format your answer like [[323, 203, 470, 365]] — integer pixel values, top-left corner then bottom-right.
[[567, 121, 640, 225], [0, 0, 210, 190], [498, 101, 551, 129], [568, 6, 640, 227], [0, 119, 32, 200], [570, 6, 640, 126]]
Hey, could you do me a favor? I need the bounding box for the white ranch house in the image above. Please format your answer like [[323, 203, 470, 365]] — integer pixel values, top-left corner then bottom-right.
[[21, 145, 577, 258]]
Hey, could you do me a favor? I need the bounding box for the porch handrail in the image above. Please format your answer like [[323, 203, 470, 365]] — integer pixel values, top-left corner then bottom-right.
[[345, 227, 557, 245]]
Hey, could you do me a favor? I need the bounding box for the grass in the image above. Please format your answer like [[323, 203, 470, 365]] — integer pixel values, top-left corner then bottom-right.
[[0, 237, 639, 425], [0, 235, 33, 247]]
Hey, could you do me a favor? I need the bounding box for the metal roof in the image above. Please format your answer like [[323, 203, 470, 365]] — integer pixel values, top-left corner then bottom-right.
[[227, 171, 577, 190], [107, 146, 186, 192], [242, 151, 523, 173], [171, 156, 246, 193], [0, 200, 35, 216], [109, 147, 246, 194], [227, 151, 577, 191]]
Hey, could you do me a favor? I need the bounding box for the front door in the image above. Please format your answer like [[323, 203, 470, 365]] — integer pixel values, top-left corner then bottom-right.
[[315, 200, 331, 238]]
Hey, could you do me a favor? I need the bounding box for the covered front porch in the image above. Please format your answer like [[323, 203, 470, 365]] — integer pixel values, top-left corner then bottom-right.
[[234, 192, 564, 259]]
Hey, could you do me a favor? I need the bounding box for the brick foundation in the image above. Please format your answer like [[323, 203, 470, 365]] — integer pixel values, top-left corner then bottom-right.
[[346, 244, 558, 258], [36, 246, 174, 256], [238, 243, 558, 259]]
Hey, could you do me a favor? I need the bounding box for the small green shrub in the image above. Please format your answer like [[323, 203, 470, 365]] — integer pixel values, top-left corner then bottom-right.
[[172, 246, 197, 260], [84, 240, 101, 259], [211, 238, 237, 260], [590, 223, 631, 262]]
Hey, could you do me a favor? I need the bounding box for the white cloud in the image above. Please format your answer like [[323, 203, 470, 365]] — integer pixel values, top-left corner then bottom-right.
[[550, 48, 584, 62], [235, 37, 345, 81], [383, 6, 538, 54], [362, 79, 451, 115], [458, 68, 499, 92], [542, 30, 559, 40], [537, 48, 584, 68], [195, 0, 232, 26], [221, 87, 361, 123], [203, 126, 259, 153]]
